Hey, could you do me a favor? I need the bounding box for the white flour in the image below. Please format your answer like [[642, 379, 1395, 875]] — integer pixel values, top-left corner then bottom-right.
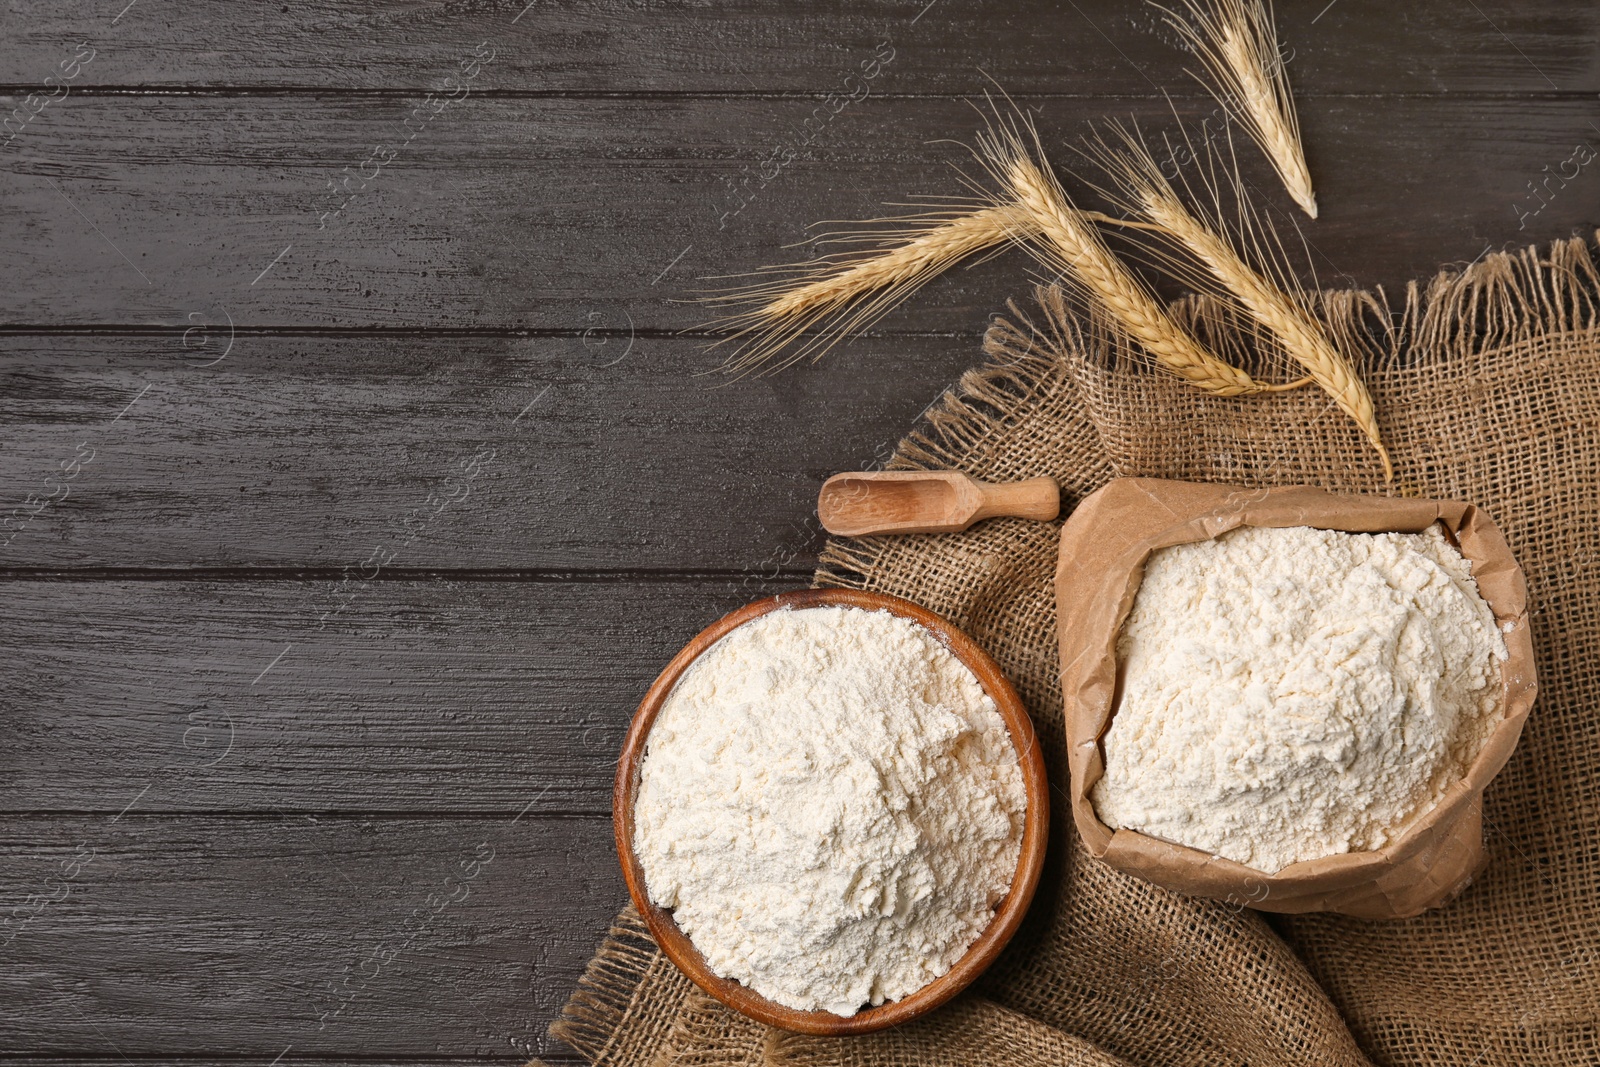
[[633, 605, 1025, 1016], [1092, 524, 1506, 874]]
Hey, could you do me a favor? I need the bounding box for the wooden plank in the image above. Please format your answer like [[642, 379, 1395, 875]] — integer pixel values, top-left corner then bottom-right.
[[0, 814, 622, 1060], [0, 5, 1594, 1064], [1, 95, 1595, 329], [0, 333, 973, 570], [0, 576, 799, 816], [1, 0, 1595, 94]]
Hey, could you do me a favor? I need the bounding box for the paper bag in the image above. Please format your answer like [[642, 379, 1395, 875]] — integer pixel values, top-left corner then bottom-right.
[[1056, 479, 1538, 919]]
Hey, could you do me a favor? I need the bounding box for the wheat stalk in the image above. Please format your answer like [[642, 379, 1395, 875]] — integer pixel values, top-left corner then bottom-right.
[[702, 205, 1035, 373], [1095, 132, 1391, 479], [979, 124, 1302, 397], [1158, 0, 1317, 219], [759, 206, 1033, 320]]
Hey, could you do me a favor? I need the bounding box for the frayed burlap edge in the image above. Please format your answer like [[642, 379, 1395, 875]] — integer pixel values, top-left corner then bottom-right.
[[815, 231, 1600, 590], [549, 231, 1600, 1067], [813, 297, 1079, 590], [547, 906, 694, 1067], [1150, 234, 1600, 380]]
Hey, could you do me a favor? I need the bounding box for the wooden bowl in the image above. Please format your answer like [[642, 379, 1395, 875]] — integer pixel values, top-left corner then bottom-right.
[[614, 587, 1049, 1035]]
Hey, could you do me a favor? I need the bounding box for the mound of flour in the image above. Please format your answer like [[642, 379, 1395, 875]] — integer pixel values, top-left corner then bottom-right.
[[1092, 524, 1506, 874], [632, 605, 1025, 1016]]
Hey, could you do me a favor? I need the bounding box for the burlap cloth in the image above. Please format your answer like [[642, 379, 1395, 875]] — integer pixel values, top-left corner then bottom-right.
[[550, 234, 1600, 1067]]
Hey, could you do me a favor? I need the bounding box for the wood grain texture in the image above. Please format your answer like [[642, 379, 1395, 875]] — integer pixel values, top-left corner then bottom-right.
[[0, 814, 620, 1061], [1, 0, 1596, 94], [1, 95, 1596, 329], [2, 1, 1597, 1063], [818, 471, 1061, 536], [0, 576, 801, 815], [0, 334, 974, 570]]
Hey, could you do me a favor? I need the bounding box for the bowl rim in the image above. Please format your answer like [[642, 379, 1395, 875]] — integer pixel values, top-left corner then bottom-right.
[[613, 587, 1050, 1036]]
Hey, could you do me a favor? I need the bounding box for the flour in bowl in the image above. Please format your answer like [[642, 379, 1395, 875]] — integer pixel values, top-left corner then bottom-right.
[[632, 605, 1025, 1016], [1092, 524, 1506, 874]]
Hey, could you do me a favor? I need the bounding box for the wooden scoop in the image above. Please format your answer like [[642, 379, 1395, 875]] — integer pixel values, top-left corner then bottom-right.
[[818, 470, 1060, 537]]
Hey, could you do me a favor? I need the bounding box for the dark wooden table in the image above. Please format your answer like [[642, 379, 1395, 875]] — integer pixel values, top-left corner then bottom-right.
[[2, 2, 1595, 1063]]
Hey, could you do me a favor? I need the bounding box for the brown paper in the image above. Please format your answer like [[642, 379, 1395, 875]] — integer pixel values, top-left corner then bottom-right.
[[1056, 478, 1538, 919]]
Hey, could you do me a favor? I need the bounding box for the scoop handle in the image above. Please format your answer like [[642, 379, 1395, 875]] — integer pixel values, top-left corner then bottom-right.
[[973, 476, 1061, 523]]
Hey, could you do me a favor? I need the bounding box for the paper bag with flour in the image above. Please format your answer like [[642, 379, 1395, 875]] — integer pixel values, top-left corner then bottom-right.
[[1056, 478, 1538, 919]]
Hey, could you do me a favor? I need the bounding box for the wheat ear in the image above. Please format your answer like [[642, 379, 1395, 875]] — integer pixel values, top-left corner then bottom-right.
[[994, 144, 1299, 396], [701, 205, 1035, 374], [758, 206, 1034, 319], [1159, 0, 1317, 219], [1101, 139, 1391, 479]]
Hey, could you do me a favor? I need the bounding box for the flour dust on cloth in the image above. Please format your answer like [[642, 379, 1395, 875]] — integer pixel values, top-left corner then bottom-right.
[[552, 234, 1600, 1067]]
